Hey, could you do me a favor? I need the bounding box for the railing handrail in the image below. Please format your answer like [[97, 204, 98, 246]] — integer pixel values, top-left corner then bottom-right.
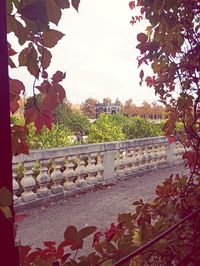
[[113, 207, 200, 266], [13, 136, 167, 163]]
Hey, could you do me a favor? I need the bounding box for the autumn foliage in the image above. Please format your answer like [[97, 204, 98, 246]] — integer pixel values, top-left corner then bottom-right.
[[4, 0, 200, 265], [7, 0, 81, 155]]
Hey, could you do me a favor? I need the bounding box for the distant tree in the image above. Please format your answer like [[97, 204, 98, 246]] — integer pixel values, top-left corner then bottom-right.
[[53, 104, 91, 134], [114, 98, 122, 106], [80, 97, 98, 119], [103, 97, 112, 105], [123, 98, 137, 117]]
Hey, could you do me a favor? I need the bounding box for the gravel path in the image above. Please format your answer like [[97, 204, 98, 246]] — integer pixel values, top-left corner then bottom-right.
[[16, 165, 185, 249]]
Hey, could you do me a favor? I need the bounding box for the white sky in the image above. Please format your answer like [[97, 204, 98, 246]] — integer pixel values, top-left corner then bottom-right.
[[9, 0, 159, 105]]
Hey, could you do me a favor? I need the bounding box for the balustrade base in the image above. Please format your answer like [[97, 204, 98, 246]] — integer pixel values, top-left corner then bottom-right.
[[14, 160, 184, 213]]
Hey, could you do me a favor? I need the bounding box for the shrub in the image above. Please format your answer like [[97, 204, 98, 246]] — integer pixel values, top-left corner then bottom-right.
[[53, 104, 91, 134], [87, 113, 125, 143], [123, 116, 163, 139], [27, 123, 72, 149]]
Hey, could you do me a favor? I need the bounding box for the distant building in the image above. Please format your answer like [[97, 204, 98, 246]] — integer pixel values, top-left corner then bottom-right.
[[95, 103, 120, 118]]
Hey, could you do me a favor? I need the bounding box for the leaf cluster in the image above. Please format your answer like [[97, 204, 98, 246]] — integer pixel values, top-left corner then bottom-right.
[[18, 173, 200, 265]]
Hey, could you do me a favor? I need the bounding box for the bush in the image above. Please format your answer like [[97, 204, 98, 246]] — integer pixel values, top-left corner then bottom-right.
[[87, 113, 125, 143], [28, 123, 72, 149], [123, 116, 163, 139], [53, 104, 91, 134]]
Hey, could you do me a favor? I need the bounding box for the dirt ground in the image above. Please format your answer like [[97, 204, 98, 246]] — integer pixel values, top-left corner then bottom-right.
[[16, 165, 185, 250]]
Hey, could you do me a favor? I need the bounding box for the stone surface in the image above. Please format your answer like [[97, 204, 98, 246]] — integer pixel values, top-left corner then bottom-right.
[[16, 165, 185, 250]]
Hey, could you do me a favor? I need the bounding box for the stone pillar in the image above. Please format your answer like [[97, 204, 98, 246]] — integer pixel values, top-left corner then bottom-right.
[[103, 150, 115, 180], [166, 142, 174, 166]]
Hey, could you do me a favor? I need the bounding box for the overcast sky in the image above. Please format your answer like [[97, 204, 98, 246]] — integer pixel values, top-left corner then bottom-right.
[[10, 0, 159, 105]]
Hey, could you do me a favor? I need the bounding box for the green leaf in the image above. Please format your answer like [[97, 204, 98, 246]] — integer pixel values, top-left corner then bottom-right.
[[101, 260, 112, 266], [0, 206, 12, 219], [45, 0, 62, 25], [79, 226, 97, 240], [42, 29, 65, 48], [0, 187, 12, 206]]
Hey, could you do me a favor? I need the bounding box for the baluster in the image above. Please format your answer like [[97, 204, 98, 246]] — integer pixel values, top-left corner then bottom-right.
[[21, 161, 37, 202], [162, 144, 167, 163], [138, 146, 146, 171], [132, 147, 140, 173], [129, 148, 135, 173], [117, 149, 126, 177], [75, 155, 87, 187], [114, 150, 120, 177], [161, 144, 167, 164], [152, 145, 158, 169], [63, 156, 77, 191], [146, 145, 152, 169], [12, 165, 20, 205], [36, 160, 51, 197], [157, 144, 162, 165], [51, 158, 64, 194], [125, 149, 132, 175], [86, 153, 98, 184], [96, 153, 104, 182]]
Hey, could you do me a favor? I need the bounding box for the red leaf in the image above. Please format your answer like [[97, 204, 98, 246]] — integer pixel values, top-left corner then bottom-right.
[[137, 33, 148, 43], [41, 93, 60, 110], [56, 240, 71, 258], [52, 71, 66, 82], [139, 69, 144, 80], [104, 223, 121, 242], [54, 83, 66, 102], [44, 241, 56, 248], [9, 78, 24, 113], [42, 71, 48, 79], [9, 79, 25, 98], [182, 151, 197, 169], [11, 125, 29, 156], [45, 0, 62, 25], [129, 1, 135, 9], [61, 253, 71, 263], [25, 107, 52, 132], [72, 0, 80, 11], [55, 0, 70, 9], [92, 231, 102, 247], [166, 135, 177, 144], [19, 245, 32, 263], [15, 213, 28, 223], [8, 43, 17, 56], [79, 226, 97, 240], [38, 46, 52, 70], [42, 30, 65, 48], [137, 56, 148, 67], [145, 76, 156, 87], [37, 80, 51, 93]]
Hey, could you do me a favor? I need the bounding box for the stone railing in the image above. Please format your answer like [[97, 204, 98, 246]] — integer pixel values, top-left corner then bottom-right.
[[12, 137, 184, 211]]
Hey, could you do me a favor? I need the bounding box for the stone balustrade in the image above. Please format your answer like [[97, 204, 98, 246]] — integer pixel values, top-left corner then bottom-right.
[[12, 137, 185, 211]]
